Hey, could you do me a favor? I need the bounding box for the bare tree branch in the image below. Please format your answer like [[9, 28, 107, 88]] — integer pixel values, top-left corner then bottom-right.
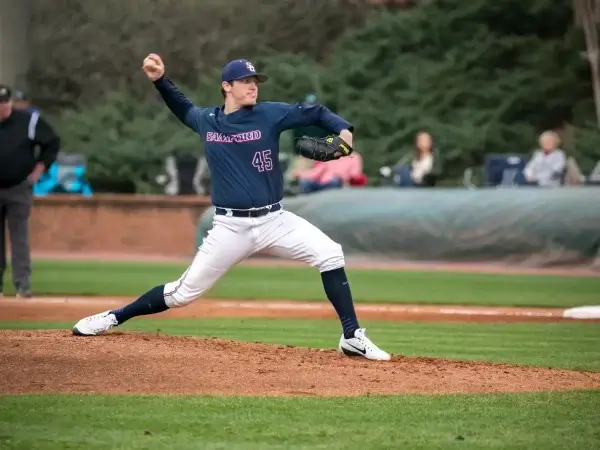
[[574, 0, 600, 126]]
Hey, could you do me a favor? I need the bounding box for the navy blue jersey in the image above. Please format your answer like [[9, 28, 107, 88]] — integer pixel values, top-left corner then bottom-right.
[[154, 77, 353, 209]]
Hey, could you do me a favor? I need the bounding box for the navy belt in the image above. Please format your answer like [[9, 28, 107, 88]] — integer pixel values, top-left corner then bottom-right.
[[215, 203, 281, 218]]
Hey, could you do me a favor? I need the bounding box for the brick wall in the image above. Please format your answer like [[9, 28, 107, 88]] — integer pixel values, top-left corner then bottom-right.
[[29, 194, 213, 257]]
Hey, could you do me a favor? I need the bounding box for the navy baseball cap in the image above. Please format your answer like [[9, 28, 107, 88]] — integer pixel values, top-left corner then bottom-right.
[[0, 84, 11, 102], [221, 59, 268, 83]]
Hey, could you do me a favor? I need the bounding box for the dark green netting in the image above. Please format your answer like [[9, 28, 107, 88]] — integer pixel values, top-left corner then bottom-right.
[[196, 187, 600, 266]]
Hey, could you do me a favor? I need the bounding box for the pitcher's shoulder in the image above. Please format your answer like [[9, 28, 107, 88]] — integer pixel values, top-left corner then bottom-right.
[[207, 106, 223, 115], [198, 106, 223, 119]]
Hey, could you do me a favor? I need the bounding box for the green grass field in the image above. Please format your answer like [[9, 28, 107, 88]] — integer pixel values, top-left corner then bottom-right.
[[3, 259, 599, 307], [1, 391, 599, 450], [2, 261, 599, 449], [1, 317, 600, 449]]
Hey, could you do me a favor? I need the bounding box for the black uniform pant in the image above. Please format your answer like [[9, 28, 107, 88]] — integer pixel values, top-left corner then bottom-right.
[[0, 181, 32, 293]]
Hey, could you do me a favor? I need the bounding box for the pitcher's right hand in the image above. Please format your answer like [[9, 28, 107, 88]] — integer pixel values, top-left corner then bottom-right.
[[142, 53, 165, 81]]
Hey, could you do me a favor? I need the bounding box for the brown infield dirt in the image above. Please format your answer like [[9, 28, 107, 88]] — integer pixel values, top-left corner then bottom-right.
[[1, 297, 600, 397], [2, 330, 600, 397], [1, 251, 597, 397]]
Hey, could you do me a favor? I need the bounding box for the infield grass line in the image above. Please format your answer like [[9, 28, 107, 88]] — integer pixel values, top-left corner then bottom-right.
[[3, 259, 599, 307]]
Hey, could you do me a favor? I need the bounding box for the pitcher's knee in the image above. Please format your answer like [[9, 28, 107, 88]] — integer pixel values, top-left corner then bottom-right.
[[163, 280, 206, 308], [317, 242, 345, 272]]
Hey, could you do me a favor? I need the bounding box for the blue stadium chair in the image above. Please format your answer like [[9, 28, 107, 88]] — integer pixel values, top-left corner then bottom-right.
[[33, 152, 93, 196], [156, 155, 210, 196], [482, 154, 531, 187]]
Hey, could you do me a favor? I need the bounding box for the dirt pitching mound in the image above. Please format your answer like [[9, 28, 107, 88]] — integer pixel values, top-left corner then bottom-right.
[[2, 330, 599, 397]]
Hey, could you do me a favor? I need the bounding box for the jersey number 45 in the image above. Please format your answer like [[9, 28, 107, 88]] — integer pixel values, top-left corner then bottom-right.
[[253, 150, 273, 172]]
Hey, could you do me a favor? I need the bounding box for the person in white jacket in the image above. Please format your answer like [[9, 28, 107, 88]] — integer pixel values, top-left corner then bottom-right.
[[394, 131, 435, 187], [523, 131, 566, 187]]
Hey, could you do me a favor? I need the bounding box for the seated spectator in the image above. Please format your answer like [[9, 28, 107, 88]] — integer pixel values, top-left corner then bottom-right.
[[286, 155, 315, 181], [296, 152, 364, 194], [393, 131, 436, 187], [523, 131, 566, 187], [283, 155, 316, 195]]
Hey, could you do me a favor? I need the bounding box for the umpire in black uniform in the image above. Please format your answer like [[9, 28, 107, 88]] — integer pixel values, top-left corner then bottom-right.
[[0, 84, 60, 297]]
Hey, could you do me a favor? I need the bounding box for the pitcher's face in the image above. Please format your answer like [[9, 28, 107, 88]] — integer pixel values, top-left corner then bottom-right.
[[225, 76, 259, 106]]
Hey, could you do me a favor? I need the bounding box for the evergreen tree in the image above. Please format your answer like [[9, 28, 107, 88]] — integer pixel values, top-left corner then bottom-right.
[[326, 0, 594, 175]]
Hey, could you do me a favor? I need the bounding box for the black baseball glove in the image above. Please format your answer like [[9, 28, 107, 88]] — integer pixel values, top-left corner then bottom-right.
[[295, 135, 353, 162]]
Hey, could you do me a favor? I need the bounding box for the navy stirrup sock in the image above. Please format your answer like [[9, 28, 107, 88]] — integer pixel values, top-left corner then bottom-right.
[[111, 285, 169, 325], [321, 268, 360, 339]]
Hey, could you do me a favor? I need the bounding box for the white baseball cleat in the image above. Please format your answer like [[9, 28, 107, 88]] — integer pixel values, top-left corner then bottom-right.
[[72, 310, 119, 336], [338, 328, 391, 361]]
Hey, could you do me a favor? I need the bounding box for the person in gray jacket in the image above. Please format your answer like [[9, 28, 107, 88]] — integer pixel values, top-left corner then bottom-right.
[[523, 131, 566, 187]]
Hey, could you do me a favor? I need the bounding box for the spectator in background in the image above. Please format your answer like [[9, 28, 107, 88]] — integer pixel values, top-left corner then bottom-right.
[[523, 131, 566, 187], [0, 84, 60, 298], [296, 152, 364, 194], [391, 131, 436, 187], [12, 90, 38, 114], [284, 154, 315, 191]]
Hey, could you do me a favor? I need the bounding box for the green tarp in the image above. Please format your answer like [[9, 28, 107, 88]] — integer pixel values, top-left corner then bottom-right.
[[196, 187, 600, 267]]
